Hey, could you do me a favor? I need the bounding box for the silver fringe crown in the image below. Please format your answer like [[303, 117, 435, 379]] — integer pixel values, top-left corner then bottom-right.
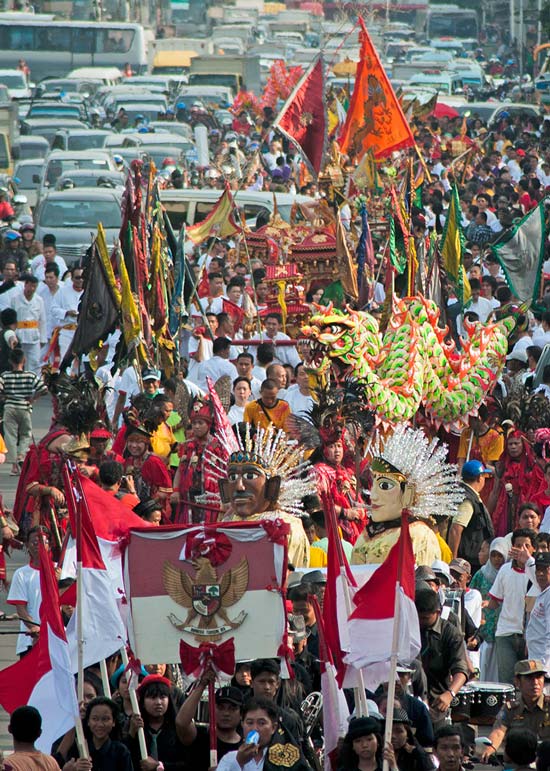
[[375, 424, 463, 519], [201, 422, 317, 518]]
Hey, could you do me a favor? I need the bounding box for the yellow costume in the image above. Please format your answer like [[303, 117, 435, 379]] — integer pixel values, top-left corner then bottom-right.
[[244, 399, 291, 432], [352, 520, 442, 565], [225, 510, 310, 568]]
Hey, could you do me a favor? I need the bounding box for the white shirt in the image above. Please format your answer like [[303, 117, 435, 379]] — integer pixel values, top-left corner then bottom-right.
[[0, 282, 22, 312], [490, 562, 530, 636], [285, 384, 314, 417], [116, 365, 140, 408], [511, 335, 534, 356], [10, 292, 47, 344], [96, 363, 118, 421], [37, 282, 61, 339], [30, 253, 68, 282], [7, 563, 41, 655], [196, 355, 238, 390], [533, 328, 550, 348], [217, 748, 267, 771], [227, 404, 245, 425], [463, 296, 494, 324], [249, 332, 301, 367], [526, 584, 550, 669], [51, 283, 83, 328], [464, 587, 483, 628]]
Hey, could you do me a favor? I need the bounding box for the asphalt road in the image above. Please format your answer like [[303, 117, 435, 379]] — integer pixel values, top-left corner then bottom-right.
[[0, 396, 52, 754]]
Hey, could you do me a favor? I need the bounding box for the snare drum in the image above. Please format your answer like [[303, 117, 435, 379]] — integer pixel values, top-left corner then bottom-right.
[[467, 681, 514, 725], [451, 685, 473, 722]]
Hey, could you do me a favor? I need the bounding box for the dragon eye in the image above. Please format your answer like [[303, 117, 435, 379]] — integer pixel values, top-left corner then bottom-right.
[[330, 325, 340, 334]]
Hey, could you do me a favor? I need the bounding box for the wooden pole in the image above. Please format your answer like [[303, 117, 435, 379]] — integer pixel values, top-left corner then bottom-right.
[[100, 659, 111, 698], [382, 578, 402, 771], [120, 647, 148, 761]]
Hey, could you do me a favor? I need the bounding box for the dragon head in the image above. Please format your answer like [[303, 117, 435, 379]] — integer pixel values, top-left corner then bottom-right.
[[301, 306, 379, 377]]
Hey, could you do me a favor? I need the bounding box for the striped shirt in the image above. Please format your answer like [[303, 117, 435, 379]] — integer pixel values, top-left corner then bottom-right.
[[0, 370, 47, 411]]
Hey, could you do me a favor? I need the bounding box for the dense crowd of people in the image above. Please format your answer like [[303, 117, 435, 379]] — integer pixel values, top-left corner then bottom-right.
[[4, 27, 550, 771]]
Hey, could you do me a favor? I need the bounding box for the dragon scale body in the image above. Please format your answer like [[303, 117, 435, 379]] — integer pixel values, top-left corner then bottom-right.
[[301, 295, 514, 427]]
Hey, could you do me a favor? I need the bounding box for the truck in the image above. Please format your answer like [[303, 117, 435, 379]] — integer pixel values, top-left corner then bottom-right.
[[187, 54, 261, 95], [0, 88, 20, 173]]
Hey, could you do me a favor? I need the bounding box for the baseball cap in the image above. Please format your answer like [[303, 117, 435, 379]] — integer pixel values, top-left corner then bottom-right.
[[142, 367, 161, 381], [415, 566, 439, 584], [432, 560, 452, 586], [215, 686, 244, 706], [301, 569, 326, 586], [514, 659, 546, 676], [450, 558, 472, 576], [506, 349, 528, 363], [288, 613, 309, 641], [462, 459, 494, 479], [535, 552, 550, 567]]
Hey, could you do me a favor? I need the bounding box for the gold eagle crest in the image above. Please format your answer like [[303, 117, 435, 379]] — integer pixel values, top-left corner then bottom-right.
[[163, 556, 249, 641]]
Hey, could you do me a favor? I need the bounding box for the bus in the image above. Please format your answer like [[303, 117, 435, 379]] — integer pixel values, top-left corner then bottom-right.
[[0, 19, 147, 79], [426, 4, 478, 40]]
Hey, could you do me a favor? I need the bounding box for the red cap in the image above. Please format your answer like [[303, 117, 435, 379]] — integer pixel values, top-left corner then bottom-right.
[[90, 427, 111, 439], [137, 674, 172, 695], [190, 401, 212, 425]]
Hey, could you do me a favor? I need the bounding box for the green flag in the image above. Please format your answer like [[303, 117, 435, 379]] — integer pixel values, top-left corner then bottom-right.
[[440, 185, 471, 304]]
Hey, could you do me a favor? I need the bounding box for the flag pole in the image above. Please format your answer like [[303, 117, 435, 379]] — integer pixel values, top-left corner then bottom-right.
[[120, 647, 148, 761], [382, 515, 407, 771], [100, 659, 111, 697]]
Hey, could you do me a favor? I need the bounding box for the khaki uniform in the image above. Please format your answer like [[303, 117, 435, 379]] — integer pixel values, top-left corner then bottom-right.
[[493, 693, 550, 740]]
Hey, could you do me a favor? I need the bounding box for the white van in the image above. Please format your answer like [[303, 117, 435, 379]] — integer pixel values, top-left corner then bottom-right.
[[160, 189, 316, 231]]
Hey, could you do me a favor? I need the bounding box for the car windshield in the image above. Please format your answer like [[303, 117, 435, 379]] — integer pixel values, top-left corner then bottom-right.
[[67, 134, 109, 150], [40, 199, 121, 228], [46, 158, 110, 185], [14, 164, 41, 187], [0, 74, 26, 88], [19, 143, 48, 160]]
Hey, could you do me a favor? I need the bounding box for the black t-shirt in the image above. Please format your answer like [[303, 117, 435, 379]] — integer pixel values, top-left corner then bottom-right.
[[186, 725, 242, 771]]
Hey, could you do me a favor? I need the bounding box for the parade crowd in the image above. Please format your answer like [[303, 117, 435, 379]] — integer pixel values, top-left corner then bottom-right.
[[4, 30, 550, 771]]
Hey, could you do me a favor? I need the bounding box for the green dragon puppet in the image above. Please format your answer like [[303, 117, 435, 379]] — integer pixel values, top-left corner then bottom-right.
[[301, 295, 515, 428]]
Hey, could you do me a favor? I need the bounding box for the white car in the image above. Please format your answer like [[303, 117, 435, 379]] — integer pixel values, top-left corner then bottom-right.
[[0, 69, 31, 99]]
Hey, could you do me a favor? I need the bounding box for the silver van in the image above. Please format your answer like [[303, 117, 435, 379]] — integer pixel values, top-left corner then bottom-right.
[[159, 189, 316, 232]]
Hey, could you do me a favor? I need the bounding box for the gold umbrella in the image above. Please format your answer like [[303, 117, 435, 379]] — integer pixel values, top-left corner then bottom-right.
[[332, 57, 358, 76]]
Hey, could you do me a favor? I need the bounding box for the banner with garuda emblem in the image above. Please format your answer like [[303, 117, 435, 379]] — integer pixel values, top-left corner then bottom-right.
[[124, 521, 290, 663]]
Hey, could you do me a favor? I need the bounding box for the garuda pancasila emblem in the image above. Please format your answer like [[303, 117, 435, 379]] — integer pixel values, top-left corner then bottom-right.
[[163, 556, 249, 641]]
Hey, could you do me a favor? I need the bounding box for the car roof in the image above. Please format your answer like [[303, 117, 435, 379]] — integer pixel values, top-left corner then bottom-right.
[[46, 149, 113, 159], [15, 158, 44, 166], [40, 188, 122, 201]]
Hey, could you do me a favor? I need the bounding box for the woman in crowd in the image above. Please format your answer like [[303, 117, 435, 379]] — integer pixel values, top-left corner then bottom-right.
[[73, 697, 133, 771], [389, 709, 434, 771], [469, 536, 507, 680], [227, 377, 252, 426], [127, 675, 187, 771], [338, 717, 397, 771]]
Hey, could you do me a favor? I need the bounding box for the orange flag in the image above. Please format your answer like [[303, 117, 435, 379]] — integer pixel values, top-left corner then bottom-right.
[[338, 17, 414, 160]]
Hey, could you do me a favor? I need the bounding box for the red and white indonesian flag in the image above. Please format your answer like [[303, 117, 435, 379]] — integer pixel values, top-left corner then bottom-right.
[[344, 515, 420, 690], [0, 541, 79, 752], [124, 521, 289, 664], [64, 475, 127, 671], [62, 475, 151, 608]]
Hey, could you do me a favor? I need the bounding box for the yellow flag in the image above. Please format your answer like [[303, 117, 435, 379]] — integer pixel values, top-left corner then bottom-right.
[[96, 223, 121, 305], [118, 250, 147, 363], [440, 185, 471, 304], [186, 182, 241, 244]]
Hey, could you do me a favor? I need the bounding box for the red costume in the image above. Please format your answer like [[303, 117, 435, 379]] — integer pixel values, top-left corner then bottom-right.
[[490, 430, 545, 536], [13, 427, 70, 557], [315, 460, 366, 544]]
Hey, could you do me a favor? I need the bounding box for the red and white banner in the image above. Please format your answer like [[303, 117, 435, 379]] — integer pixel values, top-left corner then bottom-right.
[[124, 521, 289, 664]]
